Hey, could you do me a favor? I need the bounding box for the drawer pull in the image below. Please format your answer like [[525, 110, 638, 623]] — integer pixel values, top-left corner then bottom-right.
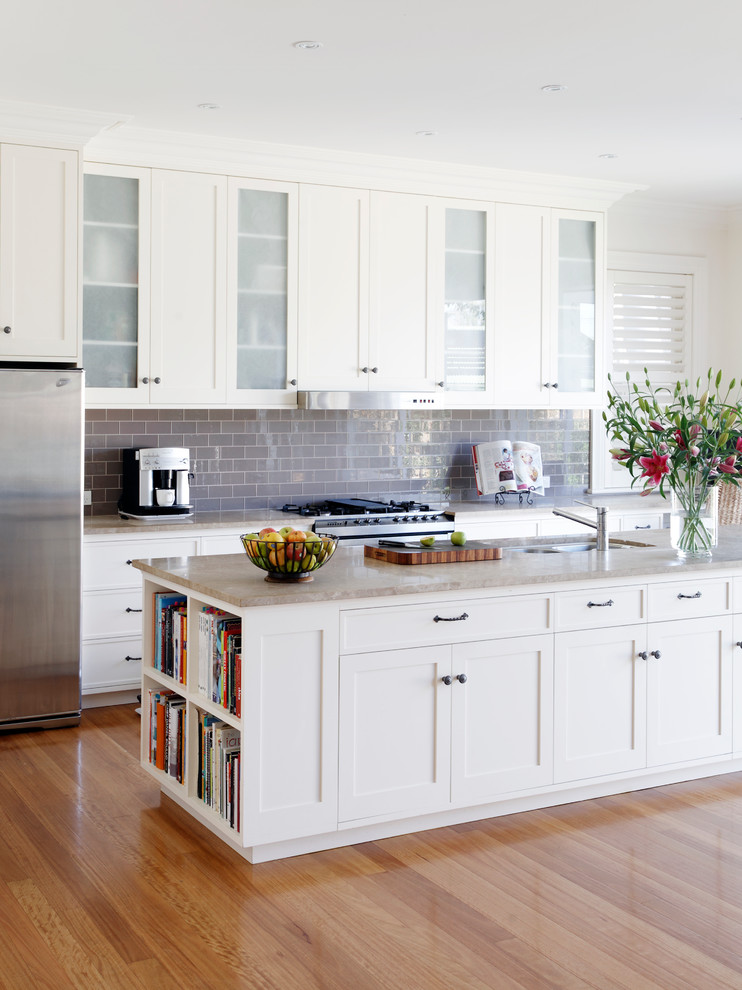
[[456, 673, 468, 684], [634, 524, 651, 529], [126, 559, 133, 565], [637, 651, 649, 661], [587, 599, 614, 608], [677, 591, 702, 600], [434, 612, 469, 623], [124, 655, 142, 663], [441, 675, 453, 685], [650, 650, 662, 660], [125, 607, 142, 613]]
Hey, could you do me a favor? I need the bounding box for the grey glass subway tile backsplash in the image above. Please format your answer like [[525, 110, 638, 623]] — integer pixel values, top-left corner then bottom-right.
[[85, 407, 590, 516]]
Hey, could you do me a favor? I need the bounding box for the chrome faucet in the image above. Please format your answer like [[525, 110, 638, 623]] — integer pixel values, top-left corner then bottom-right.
[[552, 500, 610, 551]]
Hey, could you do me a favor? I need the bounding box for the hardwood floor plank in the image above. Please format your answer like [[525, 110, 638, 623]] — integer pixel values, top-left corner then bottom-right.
[[3, 708, 742, 989]]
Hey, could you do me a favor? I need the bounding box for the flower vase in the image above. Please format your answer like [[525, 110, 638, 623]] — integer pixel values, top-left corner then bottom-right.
[[669, 484, 718, 558]]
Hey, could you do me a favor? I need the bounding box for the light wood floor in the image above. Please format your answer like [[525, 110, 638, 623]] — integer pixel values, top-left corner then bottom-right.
[[1, 706, 742, 989]]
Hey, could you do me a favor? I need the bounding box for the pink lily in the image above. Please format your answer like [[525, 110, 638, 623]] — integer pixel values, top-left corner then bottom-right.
[[718, 455, 738, 475], [649, 420, 663, 431], [638, 450, 671, 486]]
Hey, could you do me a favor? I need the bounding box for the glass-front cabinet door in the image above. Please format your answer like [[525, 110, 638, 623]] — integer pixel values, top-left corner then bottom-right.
[[227, 177, 298, 406], [550, 209, 604, 407], [82, 164, 151, 404], [437, 201, 494, 406]]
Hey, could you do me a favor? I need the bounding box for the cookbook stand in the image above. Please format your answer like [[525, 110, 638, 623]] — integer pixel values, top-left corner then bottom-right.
[[494, 487, 536, 506]]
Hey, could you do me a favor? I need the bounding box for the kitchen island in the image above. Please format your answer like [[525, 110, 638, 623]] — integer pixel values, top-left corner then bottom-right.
[[133, 528, 742, 863]]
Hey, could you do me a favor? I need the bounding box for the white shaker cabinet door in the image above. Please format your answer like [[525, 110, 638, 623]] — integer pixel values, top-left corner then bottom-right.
[[451, 634, 554, 803], [297, 183, 369, 390], [149, 170, 228, 403], [338, 645, 452, 823], [0, 144, 79, 360], [645, 615, 733, 767], [554, 624, 648, 782]]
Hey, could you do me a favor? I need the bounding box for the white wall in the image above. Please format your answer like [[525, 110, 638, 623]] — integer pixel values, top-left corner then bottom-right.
[[607, 193, 732, 377]]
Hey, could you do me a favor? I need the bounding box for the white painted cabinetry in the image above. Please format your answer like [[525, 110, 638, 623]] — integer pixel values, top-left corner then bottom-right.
[[0, 144, 80, 361]]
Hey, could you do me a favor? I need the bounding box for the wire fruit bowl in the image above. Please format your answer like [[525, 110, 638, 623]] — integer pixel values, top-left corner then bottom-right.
[[240, 532, 339, 582]]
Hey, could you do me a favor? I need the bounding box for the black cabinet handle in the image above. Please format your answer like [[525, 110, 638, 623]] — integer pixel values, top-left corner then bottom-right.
[[441, 675, 453, 685], [587, 599, 614, 608], [434, 612, 469, 623], [736, 642, 742, 649], [677, 591, 701, 600], [141, 377, 149, 384], [124, 656, 141, 663], [153, 377, 161, 384], [126, 559, 133, 565], [125, 607, 142, 613], [2, 326, 10, 334], [650, 650, 662, 660], [456, 673, 468, 684], [288, 379, 297, 386], [635, 524, 651, 529], [637, 651, 648, 661]]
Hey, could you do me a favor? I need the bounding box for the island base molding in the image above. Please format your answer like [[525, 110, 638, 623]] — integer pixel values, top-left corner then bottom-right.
[[159, 756, 742, 865]]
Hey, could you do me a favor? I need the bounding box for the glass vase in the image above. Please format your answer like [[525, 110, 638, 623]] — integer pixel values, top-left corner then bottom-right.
[[669, 484, 718, 558]]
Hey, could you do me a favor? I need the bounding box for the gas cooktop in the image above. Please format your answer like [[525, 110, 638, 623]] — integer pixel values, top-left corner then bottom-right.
[[282, 498, 453, 544], [282, 498, 440, 517]]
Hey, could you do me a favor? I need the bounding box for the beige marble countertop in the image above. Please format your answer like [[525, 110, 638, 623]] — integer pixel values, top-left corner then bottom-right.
[[130, 527, 742, 610], [85, 493, 666, 537]]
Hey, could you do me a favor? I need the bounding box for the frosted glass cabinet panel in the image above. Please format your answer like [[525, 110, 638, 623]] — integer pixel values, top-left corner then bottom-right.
[[556, 217, 597, 395], [442, 204, 493, 400], [227, 177, 298, 405], [82, 165, 151, 403]]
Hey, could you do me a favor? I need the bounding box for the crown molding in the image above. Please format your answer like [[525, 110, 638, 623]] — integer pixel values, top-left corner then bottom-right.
[[0, 100, 130, 149], [609, 191, 733, 227], [85, 124, 644, 209]]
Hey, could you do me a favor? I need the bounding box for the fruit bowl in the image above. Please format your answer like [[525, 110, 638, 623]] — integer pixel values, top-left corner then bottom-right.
[[240, 531, 339, 582]]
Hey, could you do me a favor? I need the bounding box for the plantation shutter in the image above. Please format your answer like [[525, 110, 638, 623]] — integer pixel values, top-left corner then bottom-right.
[[609, 270, 691, 390], [592, 268, 693, 492]]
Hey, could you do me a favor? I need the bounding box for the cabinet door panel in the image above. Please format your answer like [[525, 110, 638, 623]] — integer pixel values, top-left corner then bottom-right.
[[297, 184, 369, 390], [0, 145, 79, 359], [646, 616, 733, 766], [242, 605, 339, 844], [369, 192, 434, 390], [555, 626, 647, 782], [338, 646, 451, 822], [150, 170, 227, 402], [451, 634, 553, 803]]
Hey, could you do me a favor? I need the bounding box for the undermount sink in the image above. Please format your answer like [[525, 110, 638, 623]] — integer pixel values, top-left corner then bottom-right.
[[507, 538, 654, 554]]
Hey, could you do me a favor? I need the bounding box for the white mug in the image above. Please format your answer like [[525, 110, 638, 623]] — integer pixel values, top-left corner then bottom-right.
[[155, 489, 175, 507]]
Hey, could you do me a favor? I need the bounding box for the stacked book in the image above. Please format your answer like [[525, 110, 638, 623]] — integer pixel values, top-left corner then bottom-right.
[[147, 689, 185, 783], [197, 712, 240, 831]]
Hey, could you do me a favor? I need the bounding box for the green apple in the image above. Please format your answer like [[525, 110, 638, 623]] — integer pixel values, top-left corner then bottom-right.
[[279, 525, 295, 538], [419, 536, 436, 548], [450, 531, 467, 546]]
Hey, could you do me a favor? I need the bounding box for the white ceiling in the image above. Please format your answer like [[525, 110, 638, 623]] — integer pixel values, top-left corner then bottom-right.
[[5, 0, 742, 208]]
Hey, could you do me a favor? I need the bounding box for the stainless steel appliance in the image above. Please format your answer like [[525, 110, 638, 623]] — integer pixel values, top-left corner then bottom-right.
[[0, 367, 83, 731], [282, 498, 454, 546], [119, 447, 193, 520]]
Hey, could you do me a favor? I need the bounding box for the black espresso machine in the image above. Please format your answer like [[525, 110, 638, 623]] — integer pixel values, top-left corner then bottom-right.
[[119, 447, 193, 520]]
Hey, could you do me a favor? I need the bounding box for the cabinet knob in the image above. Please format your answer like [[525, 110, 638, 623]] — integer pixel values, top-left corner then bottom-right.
[[736, 642, 742, 649], [361, 367, 369, 374], [288, 379, 297, 387], [456, 673, 468, 684], [650, 650, 662, 660], [441, 675, 453, 686], [637, 651, 649, 661], [361, 367, 379, 374], [436, 381, 445, 388], [153, 377, 161, 384], [125, 559, 133, 565], [2, 326, 10, 334], [141, 377, 149, 384]]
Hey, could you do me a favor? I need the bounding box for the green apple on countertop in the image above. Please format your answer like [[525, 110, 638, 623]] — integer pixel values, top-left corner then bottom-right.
[[419, 536, 436, 547], [450, 531, 466, 546]]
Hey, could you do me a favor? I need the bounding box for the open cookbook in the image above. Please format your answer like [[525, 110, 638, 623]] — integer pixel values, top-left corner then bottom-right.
[[472, 440, 545, 497]]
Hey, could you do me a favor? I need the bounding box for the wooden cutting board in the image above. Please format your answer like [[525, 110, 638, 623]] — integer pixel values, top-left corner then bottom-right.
[[364, 540, 503, 565]]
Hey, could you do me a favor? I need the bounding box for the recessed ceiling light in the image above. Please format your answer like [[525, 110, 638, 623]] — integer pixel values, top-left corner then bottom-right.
[[293, 40, 323, 50], [197, 103, 221, 110], [541, 84, 567, 93], [598, 153, 619, 159], [416, 130, 437, 137]]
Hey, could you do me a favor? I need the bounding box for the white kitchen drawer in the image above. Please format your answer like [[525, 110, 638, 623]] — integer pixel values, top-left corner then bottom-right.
[[82, 637, 142, 693], [84, 537, 200, 590], [340, 593, 553, 654], [648, 578, 732, 621], [83, 589, 143, 638], [199, 532, 245, 555], [555, 584, 646, 631], [619, 511, 666, 532], [457, 520, 541, 542]]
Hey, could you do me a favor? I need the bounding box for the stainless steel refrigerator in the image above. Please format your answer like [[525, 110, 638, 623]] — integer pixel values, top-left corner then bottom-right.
[[0, 367, 83, 730]]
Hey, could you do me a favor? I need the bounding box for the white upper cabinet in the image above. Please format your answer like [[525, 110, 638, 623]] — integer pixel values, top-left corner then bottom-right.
[[83, 164, 151, 404], [0, 144, 80, 361], [149, 170, 228, 404], [493, 205, 604, 409], [227, 177, 299, 406]]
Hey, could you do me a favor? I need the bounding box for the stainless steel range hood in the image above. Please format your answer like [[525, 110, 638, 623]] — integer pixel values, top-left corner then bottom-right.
[[297, 391, 446, 410]]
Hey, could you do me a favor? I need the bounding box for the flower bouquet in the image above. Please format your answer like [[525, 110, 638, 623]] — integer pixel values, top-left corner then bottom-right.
[[603, 369, 742, 557]]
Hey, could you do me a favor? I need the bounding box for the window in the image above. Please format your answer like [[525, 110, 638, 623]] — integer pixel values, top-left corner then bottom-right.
[[590, 254, 701, 493]]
